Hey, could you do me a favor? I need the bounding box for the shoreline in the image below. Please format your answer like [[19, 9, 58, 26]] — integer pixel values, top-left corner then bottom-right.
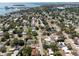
[[0, 6, 42, 17]]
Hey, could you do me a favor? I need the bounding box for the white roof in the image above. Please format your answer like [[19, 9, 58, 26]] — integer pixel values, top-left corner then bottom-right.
[[15, 26, 18, 28], [8, 30, 13, 34], [11, 50, 19, 56], [45, 37, 51, 41], [62, 46, 68, 50], [0, 31, 3, 33], [62, 47, 71, 53], [32, 20, 35, 26], [48, 48, 54, 55], [14, 18, 18, 21], [9, 48, 15, 51], [65, 53, 73, 56], [57, 7, 65, 9], [23, 20, 27, 23], [59, 42, 65, 46], [22, 32, 26, 35], [41, 23, 45, 27], [32, 27, 35, 31], [51, 34, 59, 40], [0, 44, 4, 48], [32, 17, 35, 19]]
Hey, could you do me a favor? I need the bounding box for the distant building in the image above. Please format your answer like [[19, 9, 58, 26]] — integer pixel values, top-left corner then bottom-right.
[[57, 7, 65, 9]]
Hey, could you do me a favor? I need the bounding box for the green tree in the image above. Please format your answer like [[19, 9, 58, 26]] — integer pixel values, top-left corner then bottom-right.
[[35, 26, 39, 30], [9, 21, 16, 29], [32, 31, 38, 36], [18, 40, 24, 46], [43, 44, 50, 50], [13, 28, 18, 34], [53, 51, 62, 56], [4, 32, 10, 39], [50, 43, 59, 52], [0, 46, 6, 53], [11, 38, 18, 46], [57, 36, 65, 42], [18, 33, 23, 37], [20, 47, 32, 56], [6, 40, 10, 46], [27, 27, 32, 38], [2, 26, 9, 32], [1, 37, 6, 42]]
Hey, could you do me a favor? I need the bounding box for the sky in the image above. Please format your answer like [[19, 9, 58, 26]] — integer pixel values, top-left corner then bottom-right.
[[0, 0, 79, 2]]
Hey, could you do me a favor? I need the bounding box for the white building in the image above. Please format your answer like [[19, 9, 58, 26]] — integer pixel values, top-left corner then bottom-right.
[[48, 48, 54, 55], [62, 46, 71, 54], [50, 33, 59, 41], [31, 17, 36, 27], [11, 50, 19, 56], [57, 7, 65, 9], [22, 32, 26, 35], [0, 24, 3, 28], [4, 23, 9, 28], [32, 27, 35, 32], [8, 29, 13, 34], [0, 44, 4, 49], [44, 37, 51, 42], [74, 37, 79, 45], [14, 18, 18, 21], [0, 31, 3, 36], [58, 42, 65, 48], [44, 36, 55, 45]]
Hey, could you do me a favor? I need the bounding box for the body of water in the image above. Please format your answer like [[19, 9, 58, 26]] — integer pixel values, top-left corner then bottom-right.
[[0, 3, 41, 15]]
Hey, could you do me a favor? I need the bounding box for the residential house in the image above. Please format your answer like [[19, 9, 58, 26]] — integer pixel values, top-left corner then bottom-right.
[[48, 48, 54, 56], [31, 46, 39, 56]]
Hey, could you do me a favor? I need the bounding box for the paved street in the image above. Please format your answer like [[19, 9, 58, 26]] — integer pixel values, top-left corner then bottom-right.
[[37, 30, 44, 56]]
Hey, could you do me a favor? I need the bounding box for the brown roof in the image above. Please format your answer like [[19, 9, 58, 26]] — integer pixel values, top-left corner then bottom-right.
[[31, 48, 39, 56]]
